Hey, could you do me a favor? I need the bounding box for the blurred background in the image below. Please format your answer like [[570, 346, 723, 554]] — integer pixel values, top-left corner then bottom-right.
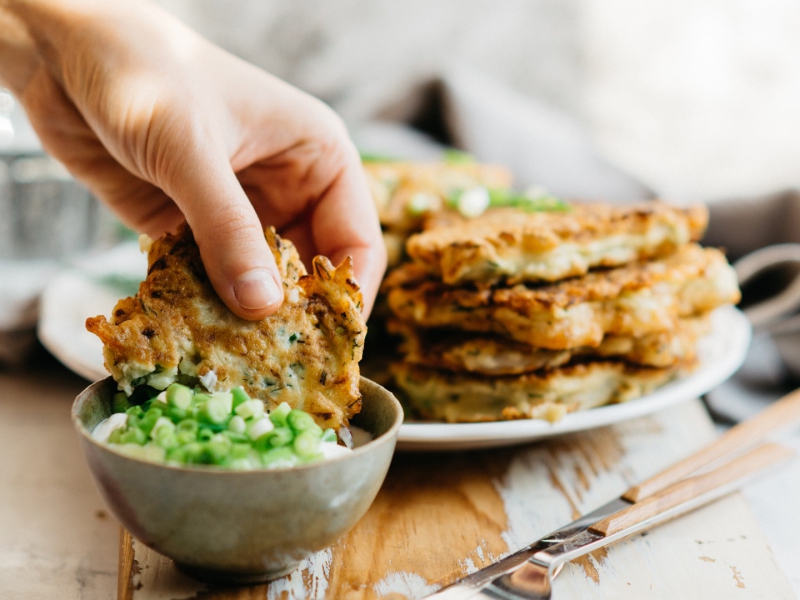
[[4, 0, 800, 400]]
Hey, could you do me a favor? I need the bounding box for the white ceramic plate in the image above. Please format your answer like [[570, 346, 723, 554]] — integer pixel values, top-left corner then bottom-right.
[[397, 305, 751, 451], [38, 244, 751, 452], [38, 242, 147, 382]]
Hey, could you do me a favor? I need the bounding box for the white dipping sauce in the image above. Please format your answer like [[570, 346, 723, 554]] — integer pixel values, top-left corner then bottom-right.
[[91, 413, 128, 443], [350, 426, 373, 448]]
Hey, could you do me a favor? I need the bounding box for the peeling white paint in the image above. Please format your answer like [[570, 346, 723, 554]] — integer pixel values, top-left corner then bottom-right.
[[373, 571, 441, 599], [460, 556, 477, 574], [476, 544, 485, 562], [267, 548, 332, 600], [493, 451, 569, 552]]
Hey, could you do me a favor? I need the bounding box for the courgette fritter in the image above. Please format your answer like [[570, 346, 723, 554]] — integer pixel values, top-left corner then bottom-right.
[[389, 315, 709, 374], [384, 244, 739, 350], [86, 224, 366, 430], [393, 361, 682, 423], [406, 202, 708, 285], [364, 160, 513, 235]]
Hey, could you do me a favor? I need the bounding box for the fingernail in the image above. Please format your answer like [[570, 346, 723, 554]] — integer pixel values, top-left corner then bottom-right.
[[234, 269, 282, 311]]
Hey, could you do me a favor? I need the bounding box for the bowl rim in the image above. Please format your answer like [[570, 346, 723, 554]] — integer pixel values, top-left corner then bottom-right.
[[72, 376, 404, 475]]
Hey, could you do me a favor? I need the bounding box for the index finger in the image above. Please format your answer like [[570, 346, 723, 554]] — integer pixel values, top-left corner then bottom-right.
[[309, 143, 386, 318]]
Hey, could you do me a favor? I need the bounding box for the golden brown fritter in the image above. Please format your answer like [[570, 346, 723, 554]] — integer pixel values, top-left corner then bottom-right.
[[384, 244, 739, 349], [364, 160, 513, 234], [393, 361, 683, 423], [86, 224, 366, 430], [405, 202, 709, 285], [389, 315, 709, 374]]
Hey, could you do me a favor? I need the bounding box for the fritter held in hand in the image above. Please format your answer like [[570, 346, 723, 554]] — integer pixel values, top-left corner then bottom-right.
[[86, 224, 366, 430], [385, 244, 739, 350], [406, 202, 708, 285]]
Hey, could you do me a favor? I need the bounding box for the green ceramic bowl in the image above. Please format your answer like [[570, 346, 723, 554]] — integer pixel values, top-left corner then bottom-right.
[[73, 377, 403, 584]]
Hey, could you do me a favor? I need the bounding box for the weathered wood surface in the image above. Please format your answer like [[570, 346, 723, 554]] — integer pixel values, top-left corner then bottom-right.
[[121, 399, 795, 600], [0, 361, 120, 600]]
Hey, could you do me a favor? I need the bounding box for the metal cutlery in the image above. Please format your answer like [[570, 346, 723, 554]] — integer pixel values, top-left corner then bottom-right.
[[426, 386, 800, 600]]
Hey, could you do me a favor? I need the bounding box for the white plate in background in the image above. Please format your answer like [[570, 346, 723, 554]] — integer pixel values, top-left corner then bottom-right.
[[37, 243, 750, 452], [38, 242, 145, 382]]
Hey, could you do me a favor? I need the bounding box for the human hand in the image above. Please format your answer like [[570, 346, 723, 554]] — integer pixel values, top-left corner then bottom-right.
[[0, 0, 386, 319]]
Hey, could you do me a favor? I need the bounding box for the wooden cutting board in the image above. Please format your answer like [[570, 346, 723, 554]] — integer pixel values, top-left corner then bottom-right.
[[118, 399, 795, 600]]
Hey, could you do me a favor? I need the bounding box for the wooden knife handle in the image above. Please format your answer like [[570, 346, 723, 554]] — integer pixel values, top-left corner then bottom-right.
[[623, 387, 800, 502], [591, 443, 794, 537]]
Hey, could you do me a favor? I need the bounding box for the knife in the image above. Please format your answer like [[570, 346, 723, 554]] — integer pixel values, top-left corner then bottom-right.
[[426, 387, 800, 600]]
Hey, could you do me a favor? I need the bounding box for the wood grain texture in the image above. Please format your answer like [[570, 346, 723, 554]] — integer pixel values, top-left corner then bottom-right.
[[123, 400, 796, 600], [119, 529, 135, 600], [591, 443, 795, 536], [624, 387, 800, 502]]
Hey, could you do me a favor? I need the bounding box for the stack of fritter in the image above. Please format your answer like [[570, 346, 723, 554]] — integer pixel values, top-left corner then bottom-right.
[[382, 202, 741, 423]]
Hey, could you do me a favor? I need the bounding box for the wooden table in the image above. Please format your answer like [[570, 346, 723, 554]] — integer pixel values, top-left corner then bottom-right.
[[0, 357, 796, 599]]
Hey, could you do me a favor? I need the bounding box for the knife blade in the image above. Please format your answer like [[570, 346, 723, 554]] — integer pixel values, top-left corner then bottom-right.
[[426, 495, 632, 600]]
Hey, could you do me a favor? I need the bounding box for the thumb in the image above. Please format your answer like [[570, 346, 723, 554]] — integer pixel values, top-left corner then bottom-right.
[[163, 147, 283, 320]]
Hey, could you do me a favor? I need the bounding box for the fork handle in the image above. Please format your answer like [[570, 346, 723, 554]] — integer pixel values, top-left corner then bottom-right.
[[592, 443, 793, 536], [623, 387, 800, 502]]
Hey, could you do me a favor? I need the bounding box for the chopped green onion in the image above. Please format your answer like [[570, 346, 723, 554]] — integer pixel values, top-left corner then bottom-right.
[[227, 415, 246, 434], [150, 417, 175, 440], [359, 152, 399, 163], [230, 443, 252, 460], [119, 428, 147, 445], [182, 442, 209, 464], [487, 187, 570, 212], [207, 434, 232, 463], [108, 428, 124, 444], [166, 384, 192, 410], [231, 386, 250, 409], [287, 410, 317, 433], [138, 407, 164, 436], [456, 187, 490, 218], [261, 447, 299, 469], [269, 402, 292, 427], [102, 384, 353, 470], [154, 431, 179, 450], [442, 148, 476, 165], [117, 443, 165, 462], [407, 192, 437, 216], [196, 397, 229, 425], [247, 416, 275, 441], [223, 431, 249, 444], [234, 399, 265, 420], [293, 431, 322, 459], [176, 419, 199, 434], [264, 426, 293, 448], [191, 393, 211, 406], [166, 405, 188, 422], [211, 391, 233, 414]]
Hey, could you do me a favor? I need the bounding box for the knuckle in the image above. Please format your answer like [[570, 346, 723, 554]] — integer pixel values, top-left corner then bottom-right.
[[206, 204, 258, 241]]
